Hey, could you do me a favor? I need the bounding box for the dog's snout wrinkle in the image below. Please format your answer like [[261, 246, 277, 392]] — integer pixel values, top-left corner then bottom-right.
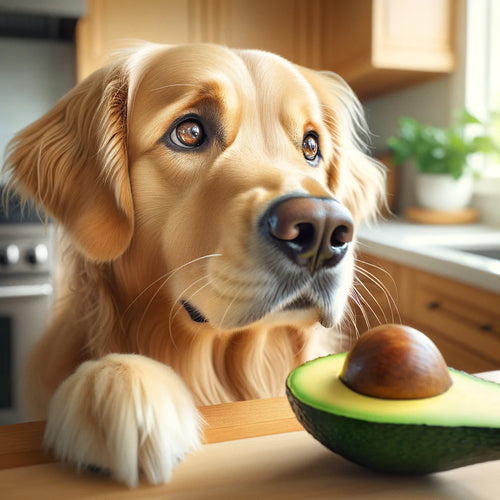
[[265, 196, 353, 274]]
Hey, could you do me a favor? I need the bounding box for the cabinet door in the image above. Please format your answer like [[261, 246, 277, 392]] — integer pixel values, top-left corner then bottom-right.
[[405, 270, 500, 369], [321, 0, 455, 98], [77, 0, 195, 78], [76, 0, 312, 80], [372, 0, 454, 71]]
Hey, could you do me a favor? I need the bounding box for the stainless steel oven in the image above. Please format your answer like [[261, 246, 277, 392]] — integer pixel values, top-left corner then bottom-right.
[[0, 193, 55, 424]]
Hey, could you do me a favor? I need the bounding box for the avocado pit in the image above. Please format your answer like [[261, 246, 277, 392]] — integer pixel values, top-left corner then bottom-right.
[[339, 324, 453, 399]]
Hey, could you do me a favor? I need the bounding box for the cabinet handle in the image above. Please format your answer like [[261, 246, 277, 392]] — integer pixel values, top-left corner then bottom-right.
[[427, 301, 440, 310], [479, 323, 493, 332]]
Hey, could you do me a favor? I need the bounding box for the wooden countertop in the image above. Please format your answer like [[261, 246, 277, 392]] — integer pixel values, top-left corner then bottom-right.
[[2, 373, 500, 499]]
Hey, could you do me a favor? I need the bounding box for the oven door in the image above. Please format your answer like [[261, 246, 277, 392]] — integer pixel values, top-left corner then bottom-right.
[[0, 283, 53, 424]]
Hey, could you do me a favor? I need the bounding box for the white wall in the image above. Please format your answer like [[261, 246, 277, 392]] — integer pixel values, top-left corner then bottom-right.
[[0, 38, 75, 181], [363, 76, 457, 155], [362, 77, 459, 211]]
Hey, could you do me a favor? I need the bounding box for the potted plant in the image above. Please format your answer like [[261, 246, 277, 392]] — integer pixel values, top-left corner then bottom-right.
[[388, 110, 498, 211]]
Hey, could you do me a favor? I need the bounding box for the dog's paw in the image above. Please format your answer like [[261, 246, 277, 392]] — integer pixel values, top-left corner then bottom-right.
[[43, 354, 203, 487]]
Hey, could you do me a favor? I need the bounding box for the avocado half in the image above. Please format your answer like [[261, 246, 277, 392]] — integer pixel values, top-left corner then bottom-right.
[[286, 353, 500, 474]]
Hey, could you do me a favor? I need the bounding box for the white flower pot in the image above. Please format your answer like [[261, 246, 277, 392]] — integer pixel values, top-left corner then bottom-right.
[[415, 173, 473, 211]]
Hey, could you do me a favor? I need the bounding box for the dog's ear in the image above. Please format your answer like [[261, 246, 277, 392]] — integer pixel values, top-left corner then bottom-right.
[[4, 60, 134, 261], [299, 67, 386, 223]]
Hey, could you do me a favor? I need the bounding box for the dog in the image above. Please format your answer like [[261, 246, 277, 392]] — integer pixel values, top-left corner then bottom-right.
[[4, 43, 385, 486]]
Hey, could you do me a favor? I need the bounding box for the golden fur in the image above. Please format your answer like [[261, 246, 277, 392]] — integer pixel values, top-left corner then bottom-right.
[[4, 43, 384, 486]]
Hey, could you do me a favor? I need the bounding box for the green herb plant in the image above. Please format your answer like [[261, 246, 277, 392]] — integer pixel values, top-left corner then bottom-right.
[[388, 109, 499, 179]]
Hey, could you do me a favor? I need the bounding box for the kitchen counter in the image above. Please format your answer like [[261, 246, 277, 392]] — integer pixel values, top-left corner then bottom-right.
[[2, 374, 500, 499], [358, 220, 500, 294]]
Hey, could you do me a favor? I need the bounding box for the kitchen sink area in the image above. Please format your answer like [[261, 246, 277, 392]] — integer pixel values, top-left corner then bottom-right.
[[437, 245, 500, 260], [358, 220, 500, 294]]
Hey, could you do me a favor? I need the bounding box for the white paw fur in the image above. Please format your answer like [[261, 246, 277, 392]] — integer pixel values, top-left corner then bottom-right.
[[43, 354, 203, 487]]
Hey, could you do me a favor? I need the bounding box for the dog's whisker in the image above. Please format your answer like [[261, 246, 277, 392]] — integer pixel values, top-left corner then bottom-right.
[[134, 276, 169, 350], [347, 310, 360, 342], [338, 307, 359, 350], [124, 253, 222, 316], [355, 265, 400, 316], [354, 257, 400, 298], [351, 268, 401, 334], [350, 284, 372, 331], [354, 260, 401, 324], [342, 304, 360, 344], [130, 255, 221, 348], [218, 283, 246, 329], [352, 276, 387, 326], [352, 271, 389, 324], [150, 83, 200, 92]]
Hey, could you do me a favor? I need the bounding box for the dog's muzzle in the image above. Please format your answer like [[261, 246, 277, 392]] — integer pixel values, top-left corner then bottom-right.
[[182, 195, 354, 327]]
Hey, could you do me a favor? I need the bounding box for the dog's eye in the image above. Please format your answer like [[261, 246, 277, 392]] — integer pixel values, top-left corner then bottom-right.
[[302, 133, 320, 165], [170, 119, 205, 148]]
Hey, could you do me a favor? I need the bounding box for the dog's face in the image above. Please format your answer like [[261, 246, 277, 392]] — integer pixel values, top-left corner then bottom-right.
[[5, 44, 384, 332]]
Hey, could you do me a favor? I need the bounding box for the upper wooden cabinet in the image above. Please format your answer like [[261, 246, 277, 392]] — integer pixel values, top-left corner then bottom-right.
[[76, 0, 455, 99], [321, 0, 455, 98]]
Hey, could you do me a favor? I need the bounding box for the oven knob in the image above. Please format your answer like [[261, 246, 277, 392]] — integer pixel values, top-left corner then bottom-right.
[[26, 243, 49, 265], [0, 244, 20, 266]]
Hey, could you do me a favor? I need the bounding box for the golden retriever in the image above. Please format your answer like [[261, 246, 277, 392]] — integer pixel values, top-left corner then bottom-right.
[[4, 43, 384, 486]]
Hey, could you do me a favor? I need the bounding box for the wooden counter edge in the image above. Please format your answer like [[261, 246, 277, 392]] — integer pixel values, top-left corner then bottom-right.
[[0, 396, 303, 470]]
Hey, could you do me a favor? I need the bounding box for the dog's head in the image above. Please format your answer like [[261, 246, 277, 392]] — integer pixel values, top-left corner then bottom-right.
[[4, 44, 385, 331]]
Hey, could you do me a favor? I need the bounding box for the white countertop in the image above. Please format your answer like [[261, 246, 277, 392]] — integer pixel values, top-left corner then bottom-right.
[[357, 219, 500, 294]]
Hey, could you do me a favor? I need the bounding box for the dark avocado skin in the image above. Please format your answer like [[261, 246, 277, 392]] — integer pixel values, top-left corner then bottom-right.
[[286, 385, 500, 474]]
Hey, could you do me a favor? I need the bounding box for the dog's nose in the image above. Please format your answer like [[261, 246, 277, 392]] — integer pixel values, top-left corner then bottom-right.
[[264, 196, 354, 274]]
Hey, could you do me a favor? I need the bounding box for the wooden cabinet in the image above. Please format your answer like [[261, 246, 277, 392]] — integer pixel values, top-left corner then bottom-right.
[[76, 0, 325, 80], [404, 268, 500, 372], [76, 0, 455, 99], [320, 0, 455, 99], [354, 253, 500, 373]]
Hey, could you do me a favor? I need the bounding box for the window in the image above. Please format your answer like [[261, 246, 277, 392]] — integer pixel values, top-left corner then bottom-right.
[[465, 0, 500, 177]]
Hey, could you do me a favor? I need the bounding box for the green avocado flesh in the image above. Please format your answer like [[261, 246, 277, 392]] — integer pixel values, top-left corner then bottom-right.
[[286, 353, 500, 474]]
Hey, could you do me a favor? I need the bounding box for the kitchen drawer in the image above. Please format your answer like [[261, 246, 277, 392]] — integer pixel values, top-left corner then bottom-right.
[[407, 319, 500, 373], [406, 270, 500, 365]]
